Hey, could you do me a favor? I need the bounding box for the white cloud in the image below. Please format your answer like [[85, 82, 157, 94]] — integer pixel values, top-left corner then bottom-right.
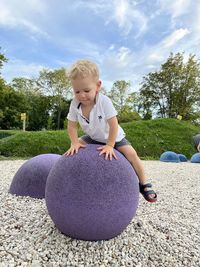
[[101, 46, 135, 81], [158, 0, 191, 18], [147, 52, 164, 62], [5, 0, 148, 39], [146, 64, 157, 69], [60, 37, 102, 63], [162, 28, 190, 48], [143, 27, 190, 71], [2, 59, 46, 82], [114, 0, 129, 28], [111, 0, 148, 36], [117, 47, 132, 66], [154, 1, 200, 60], [1, 0, 200, 93], [76, 0, 148, 37], [171, 0, 191, 18], [108, 44, 115, 51], [55, 60, 70, 68], [185, 4, 200, 46], [0, 0, 48, 36]]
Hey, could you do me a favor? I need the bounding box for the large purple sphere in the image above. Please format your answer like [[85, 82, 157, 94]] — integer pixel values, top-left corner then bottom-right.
[[45, 145, 139, 241], [9, 154, 61, 199]]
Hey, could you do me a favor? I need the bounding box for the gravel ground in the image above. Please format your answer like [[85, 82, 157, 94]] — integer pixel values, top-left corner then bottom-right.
[[0, 160, 200, 267]]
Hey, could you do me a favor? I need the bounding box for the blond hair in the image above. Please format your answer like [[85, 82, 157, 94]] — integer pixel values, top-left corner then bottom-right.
[[67, 60, 99, 80]]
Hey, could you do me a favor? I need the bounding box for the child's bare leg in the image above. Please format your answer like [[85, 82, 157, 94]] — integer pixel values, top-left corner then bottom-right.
[[117, 145, 156, 199], [117, 145, 146, 183]]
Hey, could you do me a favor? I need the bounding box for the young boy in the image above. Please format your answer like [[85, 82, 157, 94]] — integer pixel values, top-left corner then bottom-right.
[[65, 59, 157, 203]]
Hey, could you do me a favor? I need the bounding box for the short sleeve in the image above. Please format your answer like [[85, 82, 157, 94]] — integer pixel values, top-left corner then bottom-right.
[[67, 99, 78, 121], [102, 96, 117, 120]]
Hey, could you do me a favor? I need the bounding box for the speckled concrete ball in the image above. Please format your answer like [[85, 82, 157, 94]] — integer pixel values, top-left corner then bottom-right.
[[160, 151, 180, 162], [9, 154, 61, 199], [191, 152, 200, 163], [45, 144, 139, 241], [177, 154, 188, 162]]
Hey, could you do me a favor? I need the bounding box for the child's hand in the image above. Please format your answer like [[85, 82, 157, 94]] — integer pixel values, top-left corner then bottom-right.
[[64, 143, 86, 156], [97, 145, 118, 160]]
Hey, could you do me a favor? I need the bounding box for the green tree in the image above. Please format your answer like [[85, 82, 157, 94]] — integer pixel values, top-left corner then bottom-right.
[[37, 68, 71, 129], [109, 80, 131, 112], [118, 107, 141, 123], [0, 49, 24, 129], [139, 53, 200, 120], [0, 47, 7, 74], [12, 77, 40, 94], [26, 94, 51, 131], [126, 92, 143, 114], [109, 80, 141, 122], [0, 85, 26, 129], [50, 98, 71, 130], [11, 77, 51, 130], [0, 47, 8, 119]]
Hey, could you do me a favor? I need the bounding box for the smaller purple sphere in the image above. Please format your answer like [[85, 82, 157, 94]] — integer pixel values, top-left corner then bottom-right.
[[9, 154, 61, 199]]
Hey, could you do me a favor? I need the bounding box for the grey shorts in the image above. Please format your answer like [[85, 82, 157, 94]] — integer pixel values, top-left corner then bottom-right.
[[80, 135, 131, 149]]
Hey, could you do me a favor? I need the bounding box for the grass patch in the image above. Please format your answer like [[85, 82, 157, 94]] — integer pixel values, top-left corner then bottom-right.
[[0, 132, 14, 139], [122, 119, 200, 159], [0, 118, 200, 159], [0, 130, 70, 157]]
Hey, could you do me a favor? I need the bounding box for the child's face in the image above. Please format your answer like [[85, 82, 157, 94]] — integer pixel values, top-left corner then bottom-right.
[[71, 77, 101, 106]]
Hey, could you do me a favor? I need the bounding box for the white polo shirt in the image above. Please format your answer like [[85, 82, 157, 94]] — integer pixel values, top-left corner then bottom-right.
[[67, 93, 125, 143]]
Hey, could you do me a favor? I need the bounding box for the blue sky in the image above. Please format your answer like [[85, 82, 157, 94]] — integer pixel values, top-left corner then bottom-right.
[[1, 0, 200, 91]]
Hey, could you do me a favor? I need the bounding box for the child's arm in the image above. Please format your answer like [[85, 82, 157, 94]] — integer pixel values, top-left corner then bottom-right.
[[97, 116, 118, 160], [107, 116, 118, 147], [67, 120, 79, 144], [64, 120, 86, 156]]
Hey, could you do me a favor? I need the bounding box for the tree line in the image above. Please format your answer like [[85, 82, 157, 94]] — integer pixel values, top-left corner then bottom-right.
[[0, 47, 200, 130]]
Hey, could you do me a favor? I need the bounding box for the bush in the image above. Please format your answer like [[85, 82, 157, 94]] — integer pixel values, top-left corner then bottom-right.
[[118, 110, 141, 123]]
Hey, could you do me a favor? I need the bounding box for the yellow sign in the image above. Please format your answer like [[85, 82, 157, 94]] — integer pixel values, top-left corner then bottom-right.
[[177, 115, 182, 120], [21, 113, 26, 120]]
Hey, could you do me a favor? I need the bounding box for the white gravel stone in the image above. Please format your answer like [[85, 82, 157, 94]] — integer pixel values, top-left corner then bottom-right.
[[0, 159, 200, 267]]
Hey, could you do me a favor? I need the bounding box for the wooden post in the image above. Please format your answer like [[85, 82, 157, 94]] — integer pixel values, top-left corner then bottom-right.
[[21, 113, 26, 131]]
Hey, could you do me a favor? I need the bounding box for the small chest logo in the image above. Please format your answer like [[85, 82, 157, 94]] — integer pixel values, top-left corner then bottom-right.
[[98, 115, 102, 121]]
